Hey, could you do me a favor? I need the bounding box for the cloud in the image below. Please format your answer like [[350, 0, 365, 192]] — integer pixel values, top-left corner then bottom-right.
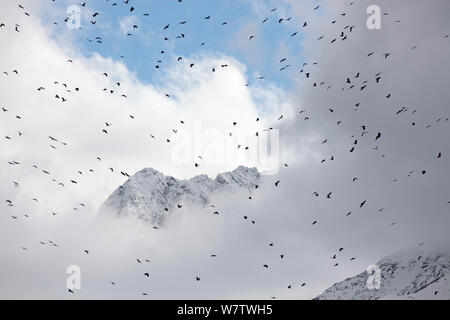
[[227, 20, 266, 69], [118, 15, 139, 36], [0, 0, 293, 299]]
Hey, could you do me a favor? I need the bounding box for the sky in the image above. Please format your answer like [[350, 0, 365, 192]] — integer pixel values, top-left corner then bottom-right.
[[0, 0, 450, 300], [42, 0, 309, 90]]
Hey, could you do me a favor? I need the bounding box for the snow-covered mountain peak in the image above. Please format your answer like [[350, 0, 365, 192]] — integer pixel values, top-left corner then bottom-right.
[[99, 166, 260, 227], [315, 246, 450, 300]]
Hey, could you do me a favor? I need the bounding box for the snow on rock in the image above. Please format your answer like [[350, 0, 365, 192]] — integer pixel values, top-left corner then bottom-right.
[[315, 246, 450, 300], [98, 166, 260, 227]]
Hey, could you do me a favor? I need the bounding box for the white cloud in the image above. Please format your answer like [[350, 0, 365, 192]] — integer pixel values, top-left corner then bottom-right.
[[0, 0, 296, 299], [118, 15, 139, 36]]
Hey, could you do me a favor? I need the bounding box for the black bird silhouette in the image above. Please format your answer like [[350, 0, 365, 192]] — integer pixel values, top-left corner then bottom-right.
[[375, 132, 382, 140]]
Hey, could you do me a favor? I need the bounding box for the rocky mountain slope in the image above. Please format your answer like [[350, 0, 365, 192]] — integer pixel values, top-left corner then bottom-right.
[[315, 247, 450, 300]]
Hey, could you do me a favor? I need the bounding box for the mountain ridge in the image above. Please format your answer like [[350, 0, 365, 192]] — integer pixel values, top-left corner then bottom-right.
[[315, 246, 450, 300], [99, 166, 260, 227]]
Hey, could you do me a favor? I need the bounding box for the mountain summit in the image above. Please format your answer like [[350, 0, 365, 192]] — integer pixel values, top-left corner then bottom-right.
[[315, 246, 450, 300], [99, 166, 260, 227]]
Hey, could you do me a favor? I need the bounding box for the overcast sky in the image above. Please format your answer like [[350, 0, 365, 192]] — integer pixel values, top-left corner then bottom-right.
[[0, 0, 449, 299]]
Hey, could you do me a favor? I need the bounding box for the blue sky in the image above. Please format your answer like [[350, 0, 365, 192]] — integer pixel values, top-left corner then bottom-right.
[[47, 0, 308, 90]]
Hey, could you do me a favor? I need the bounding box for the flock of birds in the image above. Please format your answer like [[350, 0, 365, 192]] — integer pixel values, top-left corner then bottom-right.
[[1, 0, 450, 299]]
